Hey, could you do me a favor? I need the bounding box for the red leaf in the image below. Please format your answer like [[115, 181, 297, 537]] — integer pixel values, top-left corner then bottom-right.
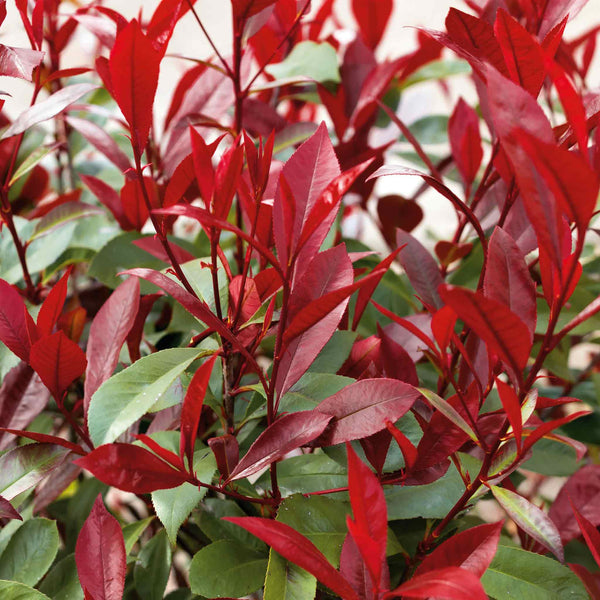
[[538, 0, 588, 38], [415, 522, 502, 578], [0, 44, 44, 81], [435, 241, 473, 267], [29, 331, 87, 399], [496, 378, 523, 450], [208, 434, 239, 480], [494, 9, 545, 97], [214, 142, 244, 220], [521, 411, 590, 457], [386, 421, 418, 470], [351, 0, 392, 49], [190, 126, 215, 206], [231, 0, 278, 19], [484, 227, 537, 339], [132, 237, 195, 264], [147, 0, 196, 53], [109, 20, 161, 154], [66, 116, 131, 172], [431, 305, 457, 353], [273, 122, 340, 270], [135, 433, 184, 469], [514, 130, 599, 233], [84, 277, 140, 414], [76, 443, 189, 493], [572, 503, 600, 568], [121, 177, 154, 232], [550, 465, 600, 544], [75, 495, 126, 600], [346, 443, 387, 587], [37, 267, 72, 336], [0, 428, 85, 455], [377, 195, 423, 244], [0, 495, 21, 521], [448, 98, 482, 188], [385, 566, 487, 599], [0, 279, 38, 362], [180, 355, 217, 471], [568, 563, 600, 599], [228, 411, 333, 483], [276, 245, 353, 397], [340, 533, 375, 600], [439, 285, 532, 387], [314, 379, 419, 446], [80, 174, 130, 230], [224, 517, 359, 600]]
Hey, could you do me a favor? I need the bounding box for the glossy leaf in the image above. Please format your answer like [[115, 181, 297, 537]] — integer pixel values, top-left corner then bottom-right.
[[88, 347, 200, 446], [0, 443, 69, 500], [180, 355, 217, 471], [491, 485, 563, 562], [314, 379, 419, 446], [0, 279, 37, 362], [189, 540, 268, 598], [0, 44, 44, 81], [0, 518, 58, 586], [109, 20, 161, 154], [228, 411, 333, 482], [75, 495, 126, 600], [439, 285, 532, 387], [3, 83, 98, 138], [224, 517, 358, 600], [0, 582, 50, 599], [385, 566, 487, 599], [84, 277, 140, 414], [76, 444, 190, 493], [351, 0, 392, 49], [29, 331, 87, 400]]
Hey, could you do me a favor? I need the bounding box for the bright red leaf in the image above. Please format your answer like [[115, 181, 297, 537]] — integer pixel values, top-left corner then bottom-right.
[[0, 279, 38, 362], [448, 98, 482, 189], [351, 0, 392, 49], [37, 267, 72, 336]]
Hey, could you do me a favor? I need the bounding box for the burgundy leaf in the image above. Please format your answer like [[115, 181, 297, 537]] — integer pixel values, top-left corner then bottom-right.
[[0, 428, 85, 455], [66, 116, 131, 172], [224, 517, 359, 600], [228, 411, 333, 482], [276, 245, 353, 397], [208, 434, 239, 480], [132, 237, 195, 264], [3, 83, 98, 138], [0, 44, 44, 81], [346, 443, 388, 588], [351, 0, 392, 49], [439, 285, 532, 387], [75, 495, 126, 600], [180, 354, 217, 471], [37, 267, 71, 336], [80, 174, 130, 230], [448, 98, 482, 189], [550, 465, 600, 544], [314, 379, 419, 446], [340, 533, 375, 600], [120, 177, 152, 232], [84, 277, 139, 413], [108, 20, 161, 154], [386, 421, 418, 470], [29, 331, 87, 400], [385, 566, 487, 599], [484, 227, 537, 338], [0, 279, 38, 362], [0, 495, 21, 521], [0, 363, 49, 451], [76, 443, 190, 493], [414, 521, 503, 577], [435, 241, 473, 267]]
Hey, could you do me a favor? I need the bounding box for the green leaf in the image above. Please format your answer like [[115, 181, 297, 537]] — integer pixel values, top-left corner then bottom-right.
[[88, 348, 202, 446], [482, 545, 589, 599], [180, 259, 229, 315], [0, 518, 59, 586], [418, 388, 478, 442], [257, 453, 347, 496], [280, 373, 354, 412], [307, 330, 357, 374], [266, 41, 340, 84], [400, 59, 472, 88], [0, 444, 70, 501], [264, 548, 317, 600], [491, 486, 563, 561], [9, 145, 58, 186], [134, 530, 172, 600], [399, 115, 450, 145], [0, 581, 51, 599], [189, 540, 268, 598], [38, 554, 83, 600], [520, 437, 579, 477], [123, 517, 155, 555], [385, 463, 465, 520], [29, 203, 102, 242], [277, 495, 349, 566], [152, 447, 215, 544]]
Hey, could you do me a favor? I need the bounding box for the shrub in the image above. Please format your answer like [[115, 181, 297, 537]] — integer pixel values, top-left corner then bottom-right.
[[0, 0, 600, 598]]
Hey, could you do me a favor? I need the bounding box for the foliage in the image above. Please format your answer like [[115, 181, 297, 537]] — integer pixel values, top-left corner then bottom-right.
[[0, 0, 600, 598]]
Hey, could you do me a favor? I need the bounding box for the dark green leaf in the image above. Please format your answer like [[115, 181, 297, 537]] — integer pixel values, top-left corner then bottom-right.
[[134, 530, 172, 600]]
